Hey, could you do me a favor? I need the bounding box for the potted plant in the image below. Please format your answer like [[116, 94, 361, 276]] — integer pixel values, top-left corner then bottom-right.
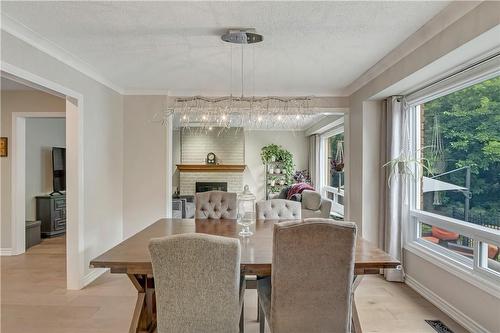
[[261, 144, 295, 184], [261, 144, 281, 164], [383, 147, 431, 187]]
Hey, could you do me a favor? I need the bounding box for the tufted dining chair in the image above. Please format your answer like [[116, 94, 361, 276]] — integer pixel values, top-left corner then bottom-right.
[[149, 233, 245, 333], [256, 199, 301, 220], [195, 191, 237, 219], [257, 219, 357, 333]]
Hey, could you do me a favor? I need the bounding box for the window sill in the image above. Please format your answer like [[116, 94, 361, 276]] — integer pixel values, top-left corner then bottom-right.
[[404, 241, 500, 299]]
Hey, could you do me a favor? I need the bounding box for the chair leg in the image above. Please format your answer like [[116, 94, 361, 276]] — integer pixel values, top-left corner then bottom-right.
[[257, 296, 260, 321], [240, 301, 245, 333], [259, 302, 265, 333]]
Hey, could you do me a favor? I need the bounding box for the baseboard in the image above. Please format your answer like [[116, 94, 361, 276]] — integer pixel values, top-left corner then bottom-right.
[[80, 268, 108, 288], [405, 275, 489, 333], [0, 248, 12, 256]]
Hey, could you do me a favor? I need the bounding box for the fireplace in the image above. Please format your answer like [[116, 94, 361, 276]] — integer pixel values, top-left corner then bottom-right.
[[195, 182, 228, 193]]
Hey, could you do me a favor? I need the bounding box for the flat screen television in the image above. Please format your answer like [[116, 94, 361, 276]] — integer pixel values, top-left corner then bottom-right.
[[51, 147, 66, 195]]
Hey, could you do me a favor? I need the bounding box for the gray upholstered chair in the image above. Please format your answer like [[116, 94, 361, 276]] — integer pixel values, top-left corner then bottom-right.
[[149, 233, 245, 333], [257, 219, 357, 333], [195, 191, 237, 219], [300, 190, 332, 219], [256, 199, 301, 220]]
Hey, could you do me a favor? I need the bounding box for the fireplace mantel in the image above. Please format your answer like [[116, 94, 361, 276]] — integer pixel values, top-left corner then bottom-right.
[[177, 164, 246, 173]]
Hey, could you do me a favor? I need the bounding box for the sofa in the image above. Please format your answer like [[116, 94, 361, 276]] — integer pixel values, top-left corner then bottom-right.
[[275, 187, 332, 219], [300, 190, 332, 219]]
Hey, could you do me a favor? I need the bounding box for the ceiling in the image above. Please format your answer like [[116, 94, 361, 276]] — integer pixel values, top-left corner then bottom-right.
[[1, 1, 450, 96]]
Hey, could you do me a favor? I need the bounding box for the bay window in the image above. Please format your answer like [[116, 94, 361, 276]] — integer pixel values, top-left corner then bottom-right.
[[407, 59, 500, 291]]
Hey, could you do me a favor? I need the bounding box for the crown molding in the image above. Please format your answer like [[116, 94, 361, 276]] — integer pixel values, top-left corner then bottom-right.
[[342, 1, 481, 96], [123, 89, 349, 96], [1, 13, 124, 94]]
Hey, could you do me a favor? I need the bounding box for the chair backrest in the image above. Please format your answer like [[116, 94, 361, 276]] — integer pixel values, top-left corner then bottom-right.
[[195, 191, 237, 219], [149, 233, 241, 333], [256, 199, 301, 220], [270, 219, 357, 333]]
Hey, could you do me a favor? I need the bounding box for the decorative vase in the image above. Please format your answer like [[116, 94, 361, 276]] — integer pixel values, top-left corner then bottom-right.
[[270, 180, 276, 186], [275, 168, 281, 174]]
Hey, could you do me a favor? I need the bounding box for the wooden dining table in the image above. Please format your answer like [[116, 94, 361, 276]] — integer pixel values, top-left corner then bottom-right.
[[90, 218, 400, 333]]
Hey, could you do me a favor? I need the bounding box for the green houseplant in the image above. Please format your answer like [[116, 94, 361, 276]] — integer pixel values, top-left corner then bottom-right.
[[261, 144, 295, 184]]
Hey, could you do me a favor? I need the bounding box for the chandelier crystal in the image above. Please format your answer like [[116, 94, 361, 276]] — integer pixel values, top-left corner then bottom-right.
[[155, 29, 315, 132]]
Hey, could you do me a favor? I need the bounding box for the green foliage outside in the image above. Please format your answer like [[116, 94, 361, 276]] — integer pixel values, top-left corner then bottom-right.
[[422, 76, 500, 221], [328, 133, 345, 188]]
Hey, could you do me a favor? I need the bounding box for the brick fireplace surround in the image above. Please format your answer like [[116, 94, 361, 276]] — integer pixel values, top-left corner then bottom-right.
[[178, 128, 245, 195]]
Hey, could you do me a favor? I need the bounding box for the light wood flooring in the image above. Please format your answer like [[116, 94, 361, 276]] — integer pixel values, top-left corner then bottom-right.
[[1, 236, 467, 333]]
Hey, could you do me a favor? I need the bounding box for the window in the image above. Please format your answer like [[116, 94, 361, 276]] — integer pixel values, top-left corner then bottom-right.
[[409, 73, 500, 287], [321, 128, 345, 218]]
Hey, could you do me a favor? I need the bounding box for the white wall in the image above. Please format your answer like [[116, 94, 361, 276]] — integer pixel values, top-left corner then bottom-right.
[[1, 90, 66, 246], [122, 95, 167, 238], [361, 101, 383, 245], [1, 31, 124, 285], [244, 130, 309, 201], [405, 251, 500, 333], [25, 117, 66, 220]]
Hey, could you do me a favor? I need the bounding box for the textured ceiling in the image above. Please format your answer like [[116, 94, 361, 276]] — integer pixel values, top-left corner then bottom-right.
[[1, 1, 450, 95]]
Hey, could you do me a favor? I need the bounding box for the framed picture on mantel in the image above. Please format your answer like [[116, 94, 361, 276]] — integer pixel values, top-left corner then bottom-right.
[[0, 137, 7, 157]]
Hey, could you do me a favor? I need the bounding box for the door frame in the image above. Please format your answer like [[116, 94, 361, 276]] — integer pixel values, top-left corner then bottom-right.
[[2, 61, 85, 290], [11, 111, 66, 254]]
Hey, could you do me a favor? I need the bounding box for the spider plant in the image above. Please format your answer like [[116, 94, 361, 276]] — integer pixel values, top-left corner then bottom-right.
[[383, 146, 432, 188]]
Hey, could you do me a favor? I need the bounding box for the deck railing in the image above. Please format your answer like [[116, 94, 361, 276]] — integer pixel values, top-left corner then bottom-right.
[[323, 185, 344, 218]]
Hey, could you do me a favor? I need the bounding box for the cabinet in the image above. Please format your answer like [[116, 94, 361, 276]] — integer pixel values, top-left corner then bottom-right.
[[36, 195, 66, 238]]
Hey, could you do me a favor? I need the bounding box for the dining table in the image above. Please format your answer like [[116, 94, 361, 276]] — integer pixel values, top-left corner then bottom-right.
[[90, 218, 400, 333]]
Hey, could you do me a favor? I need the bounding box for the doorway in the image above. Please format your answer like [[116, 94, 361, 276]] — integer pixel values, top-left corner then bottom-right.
[[1, 68, 84, 290]]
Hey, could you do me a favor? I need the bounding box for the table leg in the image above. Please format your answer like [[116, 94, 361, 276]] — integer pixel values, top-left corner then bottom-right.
[[351, 275, 363, 333], [128, 274, 156, 333]]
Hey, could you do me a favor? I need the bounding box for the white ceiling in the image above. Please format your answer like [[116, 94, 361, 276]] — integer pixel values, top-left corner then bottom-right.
[[1, 1, 450, 96]]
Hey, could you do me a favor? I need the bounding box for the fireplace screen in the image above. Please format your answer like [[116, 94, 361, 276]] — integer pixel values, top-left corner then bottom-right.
[[195, 182, 228, 193]]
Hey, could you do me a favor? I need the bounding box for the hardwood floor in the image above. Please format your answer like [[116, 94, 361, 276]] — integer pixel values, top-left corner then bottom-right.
[[1, 236, 467, 333]]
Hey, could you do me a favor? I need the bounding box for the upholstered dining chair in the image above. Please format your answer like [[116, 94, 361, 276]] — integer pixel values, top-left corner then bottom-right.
[[255, 199, 301, 220], [149, 233, 245, 333], [257, 219, 357, 333], [195, 191, 238, 219], [254, 199, 302, 321]]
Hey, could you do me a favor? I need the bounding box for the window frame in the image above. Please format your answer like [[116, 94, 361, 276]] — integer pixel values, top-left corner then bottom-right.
[[405, 56, 500, 298], [319, 124, 345, 217]]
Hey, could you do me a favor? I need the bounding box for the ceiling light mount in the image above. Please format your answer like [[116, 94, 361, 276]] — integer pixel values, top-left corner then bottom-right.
[[221, 29, 263, 44]]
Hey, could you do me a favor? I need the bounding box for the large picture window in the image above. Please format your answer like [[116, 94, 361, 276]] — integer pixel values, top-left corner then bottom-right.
[[409, 73, 500, 287]]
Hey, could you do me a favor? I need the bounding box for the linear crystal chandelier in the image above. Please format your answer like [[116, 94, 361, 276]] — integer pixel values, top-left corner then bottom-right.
[[157, 29, 313, 131]]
